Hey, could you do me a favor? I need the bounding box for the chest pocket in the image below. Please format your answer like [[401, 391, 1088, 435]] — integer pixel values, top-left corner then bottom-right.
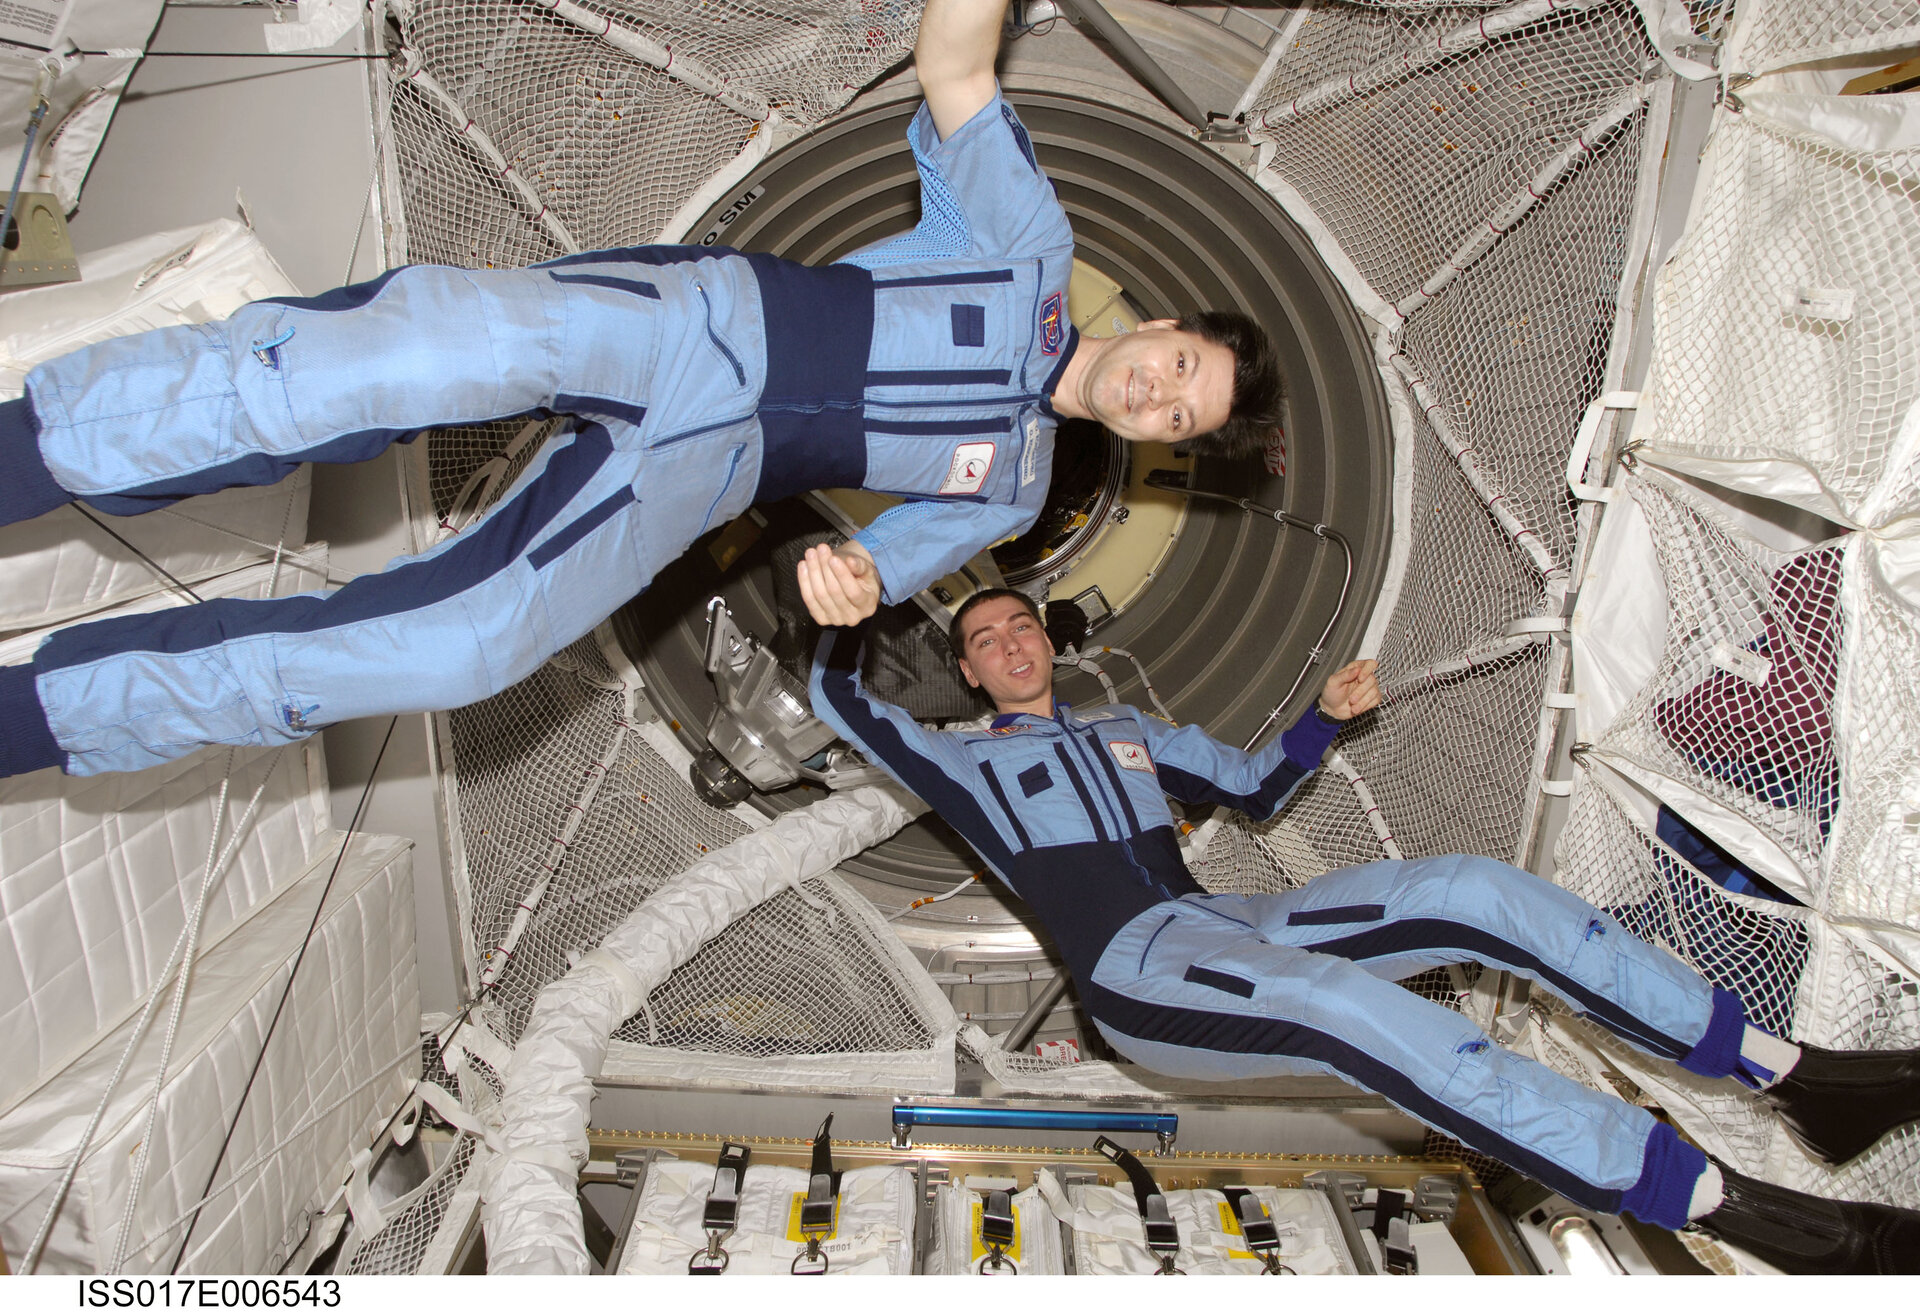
[[973, 743, 1099, 850]]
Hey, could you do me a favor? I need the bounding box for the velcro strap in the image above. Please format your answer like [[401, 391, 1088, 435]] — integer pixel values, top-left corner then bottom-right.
[[1221, 1187, 1279, 1252], [703, 1143, 750, 1231]]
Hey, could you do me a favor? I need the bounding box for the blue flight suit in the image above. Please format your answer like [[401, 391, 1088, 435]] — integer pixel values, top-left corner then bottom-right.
[[0, 91, 1076, 777], [811, 625, 1775, 1230]]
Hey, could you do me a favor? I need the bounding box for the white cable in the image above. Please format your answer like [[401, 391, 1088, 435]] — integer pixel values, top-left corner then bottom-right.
[[886, 872, 981, 922], [26, 757, 277, 1271], [110, 758, 276, 1273]]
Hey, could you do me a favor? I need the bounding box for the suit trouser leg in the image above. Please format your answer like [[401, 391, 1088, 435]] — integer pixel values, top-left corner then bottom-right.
[[7, 416, 671, 777], [1233, 853, 1750, 1073], [1, 259, 669, 523], [1088, 885, 1710, 1228]]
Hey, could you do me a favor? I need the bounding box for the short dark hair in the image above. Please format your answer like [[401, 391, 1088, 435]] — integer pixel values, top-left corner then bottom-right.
[[948, 587, 1044, 657], [1175, 309, 1284, 460]]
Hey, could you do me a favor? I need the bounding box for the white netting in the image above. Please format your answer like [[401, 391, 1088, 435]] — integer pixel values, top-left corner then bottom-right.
[[1246, 1, 1650, 314], [1826, 535, 1920, 935], [1638, 99, 1920, 528], [384, 0, 917, 267], [1590, 467, 1846, 884], [339, 1135, 476, 1276], [1725, 0, 1920, 79]]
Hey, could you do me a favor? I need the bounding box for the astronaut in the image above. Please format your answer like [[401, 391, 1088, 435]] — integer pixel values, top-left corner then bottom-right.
[[0, 0, 1280, 779], [804, 577, 1920, 1274]]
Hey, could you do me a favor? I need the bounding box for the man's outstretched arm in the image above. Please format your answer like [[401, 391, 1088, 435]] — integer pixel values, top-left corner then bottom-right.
[[916, 0, 1009, 140], [1137, 659, 1381, 820]]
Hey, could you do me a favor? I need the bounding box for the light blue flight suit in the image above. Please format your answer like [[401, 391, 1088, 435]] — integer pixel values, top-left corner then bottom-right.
[[0, 90, 1076, 777], [811, 625, 1777, 1230]]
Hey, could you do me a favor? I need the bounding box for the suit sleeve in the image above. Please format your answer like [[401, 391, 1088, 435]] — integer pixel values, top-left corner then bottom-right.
[[808, 625, 1020, 872], [1134, 706, 1343, 821], [852, 496, 1039, 606], [838, 89, 1074, 268]]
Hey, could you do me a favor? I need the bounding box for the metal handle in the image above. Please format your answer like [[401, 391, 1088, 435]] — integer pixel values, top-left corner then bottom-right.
[[890, 1104, 1176, 1153]]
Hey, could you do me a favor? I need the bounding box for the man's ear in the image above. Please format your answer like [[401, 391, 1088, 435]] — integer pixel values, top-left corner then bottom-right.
[[957, 657, 981, 689], [1139, 317, 1177, 331]]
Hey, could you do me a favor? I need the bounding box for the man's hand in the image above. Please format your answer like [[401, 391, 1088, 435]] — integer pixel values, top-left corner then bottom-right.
[[916, 0, 1008, 140], [797, 541, 884, 626], [1318, 659, 1381, 721]]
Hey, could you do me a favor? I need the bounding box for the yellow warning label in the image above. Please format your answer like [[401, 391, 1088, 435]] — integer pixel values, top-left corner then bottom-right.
[[785, 1192, 843, 1242], [1214, 1199, 1258, 1261], [967, 1197, 1024, 1263]]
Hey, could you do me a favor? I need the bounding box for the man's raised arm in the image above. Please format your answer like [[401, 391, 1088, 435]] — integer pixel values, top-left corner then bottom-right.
[[916, 0, 1009, 140]]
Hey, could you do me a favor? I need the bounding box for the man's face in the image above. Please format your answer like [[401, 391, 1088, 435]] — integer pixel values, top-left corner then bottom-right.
[[956, 595, 1055, 710], [1075, 320, 1235, 443]]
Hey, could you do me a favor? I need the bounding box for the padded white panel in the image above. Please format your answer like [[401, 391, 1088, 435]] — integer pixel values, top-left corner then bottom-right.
[[0, 555, 334, 1112], [0, 218, 312, 630], [0, 832, 419, 1274]]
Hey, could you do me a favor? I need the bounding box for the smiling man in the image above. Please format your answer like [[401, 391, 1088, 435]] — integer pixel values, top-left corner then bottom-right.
[[0, 0, 1281, 779], [806, 581, 1920, 1274]]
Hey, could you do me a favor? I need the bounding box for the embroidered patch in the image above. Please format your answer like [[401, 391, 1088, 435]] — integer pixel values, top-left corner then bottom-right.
[[938, 441, 996, 495], [1021, 417, 1042, 487], [1039, 292, 1064, 355], [1109, 740, 1154, 772], [987, 722, 1032, 736]]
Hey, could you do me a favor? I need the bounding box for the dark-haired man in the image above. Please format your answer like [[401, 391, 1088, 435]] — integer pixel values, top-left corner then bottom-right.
[[804, 578, 1920, 1274], [0, 0, 1282, 779]]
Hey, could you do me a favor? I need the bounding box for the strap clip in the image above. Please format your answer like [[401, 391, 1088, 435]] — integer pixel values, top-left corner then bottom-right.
[[975, 1188, 1019, 1275], [1096, 1136, 1183, 1274], [791, 1116, 842, 1275], [688, 1142, 750, 1274], [1223, 1186, 1295, 1275]]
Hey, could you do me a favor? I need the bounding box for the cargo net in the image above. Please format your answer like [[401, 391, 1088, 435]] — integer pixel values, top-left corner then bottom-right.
[[382, 0, 917, 268], [1724, 0, 1920, 78], [1204, 0, 1653, 887], [1638, 104, 1920, 527], [1551, 769, 1920, 1207], [1591, 468, 1847, 887], [338, 1135, 477, 1276]]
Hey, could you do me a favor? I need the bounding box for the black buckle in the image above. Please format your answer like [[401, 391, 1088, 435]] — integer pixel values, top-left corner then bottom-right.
[[689, 1142, 750, 1275], [792, 1116, 841, 1275], [975, 1189, 1019, 1275], [1095, 1136, 1183, 1275]]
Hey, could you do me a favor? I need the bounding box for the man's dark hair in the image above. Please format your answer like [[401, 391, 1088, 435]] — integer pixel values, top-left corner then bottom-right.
[[1175, 309, 1284, 460], [948, 587, 1044, 657]]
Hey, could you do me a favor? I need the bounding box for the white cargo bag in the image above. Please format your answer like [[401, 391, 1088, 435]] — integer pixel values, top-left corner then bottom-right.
[[616, 1158, 916, 1275], [926, 1180, 1065, 1275]]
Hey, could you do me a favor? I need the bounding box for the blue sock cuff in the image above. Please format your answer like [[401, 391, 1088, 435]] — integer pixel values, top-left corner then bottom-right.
[[1678, 987, 1746, 1080], [0, 661, 65, 777], [0, 395, 72, 526], [1617, 1120, 1707, 1230]]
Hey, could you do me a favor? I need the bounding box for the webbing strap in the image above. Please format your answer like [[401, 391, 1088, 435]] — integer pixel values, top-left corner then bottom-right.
[[800, 1116, 842, 1237], [1095, 1137, 1178, 1256], [1221, 1187, 1279, 1253]]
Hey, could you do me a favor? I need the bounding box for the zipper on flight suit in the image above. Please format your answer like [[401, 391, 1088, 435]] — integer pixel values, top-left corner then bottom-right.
[[694, 281, 747, 387]]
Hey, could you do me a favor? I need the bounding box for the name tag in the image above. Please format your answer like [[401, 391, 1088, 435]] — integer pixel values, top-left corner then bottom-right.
[[1021, 417, 1041, 487], [1110, 741, 1153, 772], [939, 441, 996, 495]]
